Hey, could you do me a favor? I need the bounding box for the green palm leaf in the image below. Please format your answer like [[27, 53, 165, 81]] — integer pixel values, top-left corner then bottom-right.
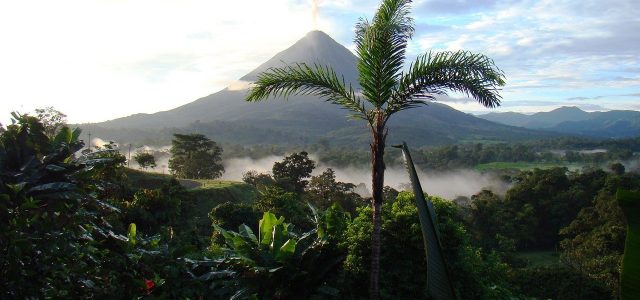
[[388, 50, 505, 115], [617, 189, 640, 300], [394, 142, 456, 300], [355, 0, 413, 108], [246, 63, 368, 120]]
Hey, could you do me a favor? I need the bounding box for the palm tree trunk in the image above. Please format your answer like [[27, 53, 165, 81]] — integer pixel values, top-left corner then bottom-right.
[[369, 112, 386, 300]]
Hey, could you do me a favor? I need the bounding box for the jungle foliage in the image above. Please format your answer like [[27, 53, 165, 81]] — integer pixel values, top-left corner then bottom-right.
[[2, 111, 639, 298]]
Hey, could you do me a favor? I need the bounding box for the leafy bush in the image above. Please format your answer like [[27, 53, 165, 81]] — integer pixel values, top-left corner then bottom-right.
[[508, 265, 610, 299], [559, 175, 640, 296], [125, 179, 185, 233], [0, 113, 156, 298], [209, 201, 260, 232], [343, 192, 513, 299], [253, 186, 311, 228]]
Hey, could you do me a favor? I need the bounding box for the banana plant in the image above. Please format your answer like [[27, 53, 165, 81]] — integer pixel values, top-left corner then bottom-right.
[[617, 189, 640, 300], [0, 113, 152, 298], [214, 212, 298, 267], [199, 210, 344, 299]]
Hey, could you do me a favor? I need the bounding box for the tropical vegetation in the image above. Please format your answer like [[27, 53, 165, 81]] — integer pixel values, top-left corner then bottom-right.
[[246, 0, 505, 296], [1, 109, 639, 298]]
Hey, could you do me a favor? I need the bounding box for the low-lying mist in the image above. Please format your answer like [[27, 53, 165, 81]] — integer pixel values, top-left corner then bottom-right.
[[89, 138, 173, 174], [85, 138, 637, 200], [90, 139, 509, 199], [221, 153, 510, 199]]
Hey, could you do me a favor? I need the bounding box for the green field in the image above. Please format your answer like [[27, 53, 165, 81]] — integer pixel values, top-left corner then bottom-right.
[[125, 168, 175, 189], [125, 169, 252, 193], [474, 161, 582, 171], [125, 168, 257, 226]]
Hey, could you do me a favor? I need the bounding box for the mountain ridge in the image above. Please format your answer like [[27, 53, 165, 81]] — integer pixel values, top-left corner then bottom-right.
[[478, 106, 640, 138], [82, 31, 559, 147]]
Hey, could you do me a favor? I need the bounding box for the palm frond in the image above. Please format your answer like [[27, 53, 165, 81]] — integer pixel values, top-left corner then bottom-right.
[[355, 0, 414, 108], [246, 63, 368, 120], [388, 50, 505, 115]]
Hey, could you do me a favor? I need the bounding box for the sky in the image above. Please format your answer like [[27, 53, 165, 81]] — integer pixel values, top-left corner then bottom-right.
[[0, 0, 638, 124]]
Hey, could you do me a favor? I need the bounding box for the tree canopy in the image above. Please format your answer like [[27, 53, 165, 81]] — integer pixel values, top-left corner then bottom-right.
[[272, 151, 316, 193], [169, 133, 224, 179], [134, 152, 157, 170], [34, 106, 67, 138]]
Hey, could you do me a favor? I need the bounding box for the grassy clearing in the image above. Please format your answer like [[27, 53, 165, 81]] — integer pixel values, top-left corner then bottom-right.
[[124, 168, 255, 202], [474, 162, 582, 171], [124, 168, 248, 191], [193, 180, 244, 189], [124, 168, 174, 190], [124, 168, 257, 223], [514, 251, 560, 267], [186, 180, 256, 227], [189, 180, 256, 204]]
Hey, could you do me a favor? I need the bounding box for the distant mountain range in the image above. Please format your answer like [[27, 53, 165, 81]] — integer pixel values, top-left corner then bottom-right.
[[478, 106, 640, 138], [80, 31, 563, 147]]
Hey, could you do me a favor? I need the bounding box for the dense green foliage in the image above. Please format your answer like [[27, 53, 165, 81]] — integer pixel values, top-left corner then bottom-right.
[[469, 168, 624, 251], [0, 113, 157, 298], [342, 192, 513, 299], [3, 110, 639, 298], [465, 166, 640, 298], [507, 265, 610, 299], [617, 190, 640, 300], [305, 168, 362, 215], [204, 210, 346, 299]]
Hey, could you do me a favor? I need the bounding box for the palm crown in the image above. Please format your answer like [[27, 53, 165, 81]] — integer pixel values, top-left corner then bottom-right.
[[247, 0, 505, 127]]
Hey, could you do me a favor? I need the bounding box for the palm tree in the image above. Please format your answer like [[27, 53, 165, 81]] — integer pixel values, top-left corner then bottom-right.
[[246, 0, 505, 298]]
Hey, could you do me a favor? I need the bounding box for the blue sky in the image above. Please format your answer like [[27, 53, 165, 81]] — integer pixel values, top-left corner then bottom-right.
[[1, 0, 638, 124]]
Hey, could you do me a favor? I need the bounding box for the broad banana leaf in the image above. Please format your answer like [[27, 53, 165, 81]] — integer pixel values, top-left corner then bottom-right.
[[128, 223, 137, 246], [394, 142, 456, 300], [617, 189, 640, 300], [259, 212, 279, 247]]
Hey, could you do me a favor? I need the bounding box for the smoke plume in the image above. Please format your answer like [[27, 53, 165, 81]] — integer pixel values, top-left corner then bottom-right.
[[312, 0, 319, 29], [91, 137, 108, 148]]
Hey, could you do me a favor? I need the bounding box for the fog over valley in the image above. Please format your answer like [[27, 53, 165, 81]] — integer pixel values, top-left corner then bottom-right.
[[122, 145, 510, 200]]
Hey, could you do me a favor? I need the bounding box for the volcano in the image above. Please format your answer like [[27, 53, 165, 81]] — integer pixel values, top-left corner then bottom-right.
[[85, 31, 556, 147]]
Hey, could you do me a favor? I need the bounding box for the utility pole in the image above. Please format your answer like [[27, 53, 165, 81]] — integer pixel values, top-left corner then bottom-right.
[[87, 131, 91, 152]]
